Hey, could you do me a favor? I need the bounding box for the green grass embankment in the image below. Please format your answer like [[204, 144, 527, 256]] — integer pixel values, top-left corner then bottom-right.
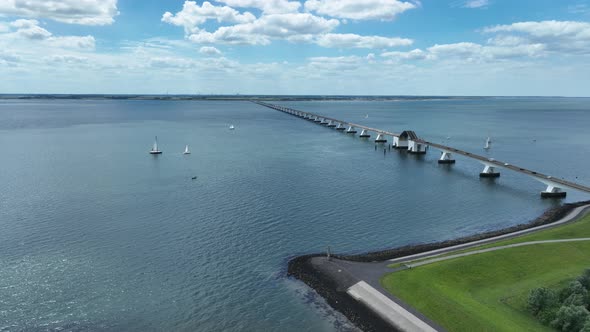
[[381, 213, 590, 331]]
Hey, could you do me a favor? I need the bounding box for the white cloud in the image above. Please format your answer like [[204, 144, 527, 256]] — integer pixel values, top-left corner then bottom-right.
[[215, 0, 301, 14], [381, 48, 430, 60], [427, 41, 545, 61], [162, 1, 256, 34], [186, 13, 339, 45], [428, 42, 482, 57], [484, 20, 590, 40], [10, 19, 52, 40], [483, 20, 590, 53], [199, 46, 222, 56], [304, 0, 417, 21], [306, 55, 364, 71], [0, 50, 20, 63], [0, 22, 9, 32], [316, 33, 412, 48], [0, 0, 118, 25], [4, 19, 95, 49], [44, 54, 89, 64], [48, 36, 95, 50], [462, 0, 489, 8], [150, 56, 196, 69], [486, 35, 528, 47]]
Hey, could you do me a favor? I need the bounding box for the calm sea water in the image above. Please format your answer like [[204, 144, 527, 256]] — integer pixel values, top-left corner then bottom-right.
[[1, 98, 589, 331]]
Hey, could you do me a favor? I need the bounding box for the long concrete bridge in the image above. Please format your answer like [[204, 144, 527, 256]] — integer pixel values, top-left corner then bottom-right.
[[254, 101, 590, 198]]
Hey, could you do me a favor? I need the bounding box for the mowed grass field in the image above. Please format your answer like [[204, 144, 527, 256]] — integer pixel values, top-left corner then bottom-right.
[[381, 212, 590, 332]]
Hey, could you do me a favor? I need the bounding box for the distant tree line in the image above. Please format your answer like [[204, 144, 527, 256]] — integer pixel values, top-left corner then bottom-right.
[[528, 269, 590, 331]]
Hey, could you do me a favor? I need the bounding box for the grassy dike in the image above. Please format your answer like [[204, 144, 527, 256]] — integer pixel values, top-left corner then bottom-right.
[[381, 213, 590, 332]]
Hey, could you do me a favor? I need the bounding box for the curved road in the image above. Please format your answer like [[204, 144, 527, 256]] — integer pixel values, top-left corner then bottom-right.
[[407, 237, 590, 268]]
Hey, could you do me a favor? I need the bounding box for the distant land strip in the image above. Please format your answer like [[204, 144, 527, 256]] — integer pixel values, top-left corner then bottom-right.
[[0, 94, 573, 101]]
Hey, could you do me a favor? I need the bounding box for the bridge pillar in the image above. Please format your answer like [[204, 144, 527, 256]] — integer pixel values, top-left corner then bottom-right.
[[359, 129, 371, 138], [336, 123, 346, 131], [393, 136, 408, 149], [408, 140, 427, 154], [320, 118, 329, 125], [327, 120, 336, 127], [375, 133, 387, 143], [541, 185, 567, 198], [480, 163, 500, 178], [313, 116, 322, 123], [347, 126, 357, 134], [438, 150, 455, 164]]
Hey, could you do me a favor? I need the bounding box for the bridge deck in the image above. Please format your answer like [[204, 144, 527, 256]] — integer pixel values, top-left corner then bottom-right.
[[254, 101, 590, 195]]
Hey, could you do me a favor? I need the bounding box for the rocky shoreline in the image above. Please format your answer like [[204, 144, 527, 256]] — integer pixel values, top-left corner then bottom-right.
[[287, 200, 590, 332]]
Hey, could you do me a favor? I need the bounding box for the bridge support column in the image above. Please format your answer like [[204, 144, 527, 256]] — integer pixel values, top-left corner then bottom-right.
[[313, 116, 322, 123], [359, 129, 371, 138], [347, 126, 357, 134], [541, 185, 567, 198], [393, 136, 408, 149], [438, 150, 455, 164], [336, 123, 346, 131], [480, 163, 500, 178], [320, 118, 329, 125], [327, 120, 336, 127], [375, 133, 387, 143], [408, 140, 427, 154]]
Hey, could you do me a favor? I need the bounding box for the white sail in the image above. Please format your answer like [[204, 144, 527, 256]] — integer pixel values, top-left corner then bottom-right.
[[150, 136, 162, 154], [484, 137, 491, 149], [229, 124, 235, 130], [184, 145, 190, 154]]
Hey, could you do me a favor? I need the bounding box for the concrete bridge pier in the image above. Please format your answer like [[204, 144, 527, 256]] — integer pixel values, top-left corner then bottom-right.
[[327, 120, 336, 127], [320, 118, 329, 125], [393, 136, 408, 149], [537, 179, 567, 198], [314, 116, 322, 123], [336, 123, 346, 131], [408, 140, 427, 154], [438, 150, 456, 164], [541, 185, 567, 198], [347, 126, 357, 134], [375, 133, 387, 143], [480, 162, 500, 178], [359, 129, 371, 138]]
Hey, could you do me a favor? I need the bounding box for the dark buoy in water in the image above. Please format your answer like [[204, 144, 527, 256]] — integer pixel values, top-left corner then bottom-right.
[[191, 176, 197, 180]]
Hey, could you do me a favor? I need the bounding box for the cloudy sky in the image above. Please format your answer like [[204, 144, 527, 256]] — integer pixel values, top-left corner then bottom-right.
[[0, 0, 589, 96]]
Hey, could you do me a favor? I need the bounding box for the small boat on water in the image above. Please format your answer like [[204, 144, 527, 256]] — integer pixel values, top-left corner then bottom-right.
[[229, 124, 235, 130], [484, 136, 491, 150], [364, 114, 369, 119], [183, 145, 191, 155], [150, 136, 162, 154]]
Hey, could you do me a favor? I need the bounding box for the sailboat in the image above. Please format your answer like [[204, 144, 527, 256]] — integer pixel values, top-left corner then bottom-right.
[[364, 114, 369, 119], [183, 145, 191, 155], [229, 124, 235, 130], [150, 136, 162, 154], [484, 137, 491, 150]]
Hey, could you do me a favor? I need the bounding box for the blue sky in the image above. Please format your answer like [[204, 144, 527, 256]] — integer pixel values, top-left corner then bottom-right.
[[0, 0, 589, 95]]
